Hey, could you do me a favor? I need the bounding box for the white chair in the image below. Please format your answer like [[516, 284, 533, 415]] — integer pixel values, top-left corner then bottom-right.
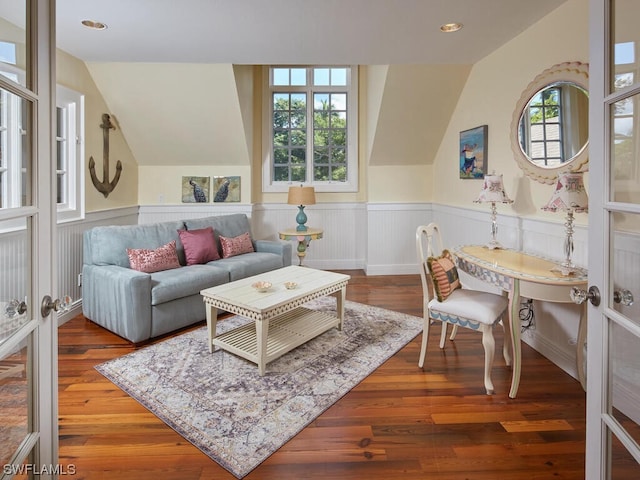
[[416, 223, 512, 394]]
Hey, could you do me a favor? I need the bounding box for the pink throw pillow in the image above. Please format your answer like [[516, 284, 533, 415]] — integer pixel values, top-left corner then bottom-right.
[[178, 227, 220, 265], [127, 240, 181, 273], [219, 232, 255, 259]]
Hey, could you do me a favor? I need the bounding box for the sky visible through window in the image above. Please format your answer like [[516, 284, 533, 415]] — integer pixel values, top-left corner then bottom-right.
[[0, 41, 16, 64], [615, 41, 635, 65]]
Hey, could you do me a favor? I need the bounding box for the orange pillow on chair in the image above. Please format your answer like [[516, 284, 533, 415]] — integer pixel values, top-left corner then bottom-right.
[[427, 249, 461, 302]]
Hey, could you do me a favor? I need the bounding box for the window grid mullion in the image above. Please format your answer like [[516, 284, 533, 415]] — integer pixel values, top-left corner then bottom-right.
[[267, 65, 356, 192], [307, 90, 314, 183]]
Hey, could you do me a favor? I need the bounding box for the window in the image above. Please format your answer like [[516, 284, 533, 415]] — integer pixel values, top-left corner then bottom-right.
[[0, 67, 84, 222], [0, 44, 23, 210], [0, 79, 27, 210], [56, 85, 84, 223], [525, 86, 563, 167], [263, 66, 358, 192], [613, 41, 637, 181]]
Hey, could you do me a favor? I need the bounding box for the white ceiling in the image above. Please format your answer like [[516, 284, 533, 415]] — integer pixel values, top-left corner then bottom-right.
[[2, 0, 567, 64]]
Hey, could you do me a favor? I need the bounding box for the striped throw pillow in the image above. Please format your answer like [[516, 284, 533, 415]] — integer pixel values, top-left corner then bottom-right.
[[426, 249, 461, 302]]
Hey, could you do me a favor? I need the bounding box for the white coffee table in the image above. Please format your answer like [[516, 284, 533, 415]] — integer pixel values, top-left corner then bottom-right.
[[200, 266, 350, 375]]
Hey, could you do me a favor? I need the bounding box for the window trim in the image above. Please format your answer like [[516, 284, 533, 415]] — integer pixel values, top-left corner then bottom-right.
[[55, 85, 84, 224], [261, 65, 358, 193], [1, 64, 84, 224]]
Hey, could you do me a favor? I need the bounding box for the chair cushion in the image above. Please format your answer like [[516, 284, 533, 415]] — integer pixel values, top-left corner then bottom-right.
[[427, 249, 461, 301], [429, 288, 508, 326]]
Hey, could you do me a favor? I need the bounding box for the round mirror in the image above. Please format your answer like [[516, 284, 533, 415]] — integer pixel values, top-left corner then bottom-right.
[[511, 62, 589, 184]]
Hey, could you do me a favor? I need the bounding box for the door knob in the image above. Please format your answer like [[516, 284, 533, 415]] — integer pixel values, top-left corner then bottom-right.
[[4, 299, 27, 318], [614, 289, 634, 306], [570, 286, 601, 307], [41, 295, 72, 317]]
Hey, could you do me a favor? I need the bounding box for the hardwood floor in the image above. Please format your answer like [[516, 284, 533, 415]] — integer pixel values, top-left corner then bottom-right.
[[58, 271, 586, 479]]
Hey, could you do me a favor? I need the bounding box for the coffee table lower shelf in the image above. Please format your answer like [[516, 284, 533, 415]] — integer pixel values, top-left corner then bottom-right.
[[212, 306, 340, 373]]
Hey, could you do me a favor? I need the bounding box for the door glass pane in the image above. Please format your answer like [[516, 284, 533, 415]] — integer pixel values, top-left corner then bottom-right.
[[611, 212, 640, 319], [611, 93, 640, 203], [0, 87, 32, 208], [610, 321, 640, 456], [0, 343, 29, 467], [0, 0, 27, 88], [0, 217, 29, 345], [612, 0, 640, 93], [0, 216, 30, 465], [611, 433, 640, 478], [609, 210, 640, 473]]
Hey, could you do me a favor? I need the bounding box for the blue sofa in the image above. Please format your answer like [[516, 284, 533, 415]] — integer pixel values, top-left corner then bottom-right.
[[82, 214, 292, 343]]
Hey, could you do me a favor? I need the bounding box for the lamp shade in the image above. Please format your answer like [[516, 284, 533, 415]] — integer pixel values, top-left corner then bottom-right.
[[287, 186, 316, 206], [541, 172, 588, 213], [474, 173, 513, 204]]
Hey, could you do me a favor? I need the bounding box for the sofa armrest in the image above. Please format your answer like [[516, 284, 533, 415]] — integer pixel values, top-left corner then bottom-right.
[[254, 240, 293, 267], [81, 264, 153, 343]]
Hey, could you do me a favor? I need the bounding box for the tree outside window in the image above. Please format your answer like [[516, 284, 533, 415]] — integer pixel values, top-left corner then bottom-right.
[[264, 66, 357, 193]]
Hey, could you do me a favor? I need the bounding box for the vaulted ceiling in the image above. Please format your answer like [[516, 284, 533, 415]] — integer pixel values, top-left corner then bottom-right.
[[3, 0, 565, 64], [1, 1, 569, 169]]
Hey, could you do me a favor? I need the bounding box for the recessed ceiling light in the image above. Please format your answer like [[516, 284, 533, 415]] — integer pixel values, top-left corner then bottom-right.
[[81, 19, 108, 30], [440, 22, 463, 33]]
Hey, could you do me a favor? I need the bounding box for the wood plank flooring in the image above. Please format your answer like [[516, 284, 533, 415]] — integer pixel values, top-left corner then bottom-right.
[[57, 271, 586, 479]]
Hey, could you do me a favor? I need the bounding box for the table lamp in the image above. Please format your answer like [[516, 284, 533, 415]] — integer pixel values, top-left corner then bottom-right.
[[474, 172, 513, 250], [541, 172, 588, 275], [287, 185, 316, 232]]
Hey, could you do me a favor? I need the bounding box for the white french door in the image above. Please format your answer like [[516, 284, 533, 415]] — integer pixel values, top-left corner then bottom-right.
[[587, 0, 640, 477], [0, 0, 57, 478]]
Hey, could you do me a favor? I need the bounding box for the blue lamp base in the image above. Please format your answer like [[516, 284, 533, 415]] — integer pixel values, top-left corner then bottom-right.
[[295, 205, 308, 232]]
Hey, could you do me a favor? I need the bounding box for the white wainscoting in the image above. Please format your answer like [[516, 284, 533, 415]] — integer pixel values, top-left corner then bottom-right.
[[138, 204, 254, 225], [365, 203, 433, 275], [138, 203, 368, 270], [56, 207, 139, 325], [0, 229, 27, 306], [432, 203, 589, 382], [1, 200, 634, 403], [0, 207, 139, 327], [49, 202, 640, 388]]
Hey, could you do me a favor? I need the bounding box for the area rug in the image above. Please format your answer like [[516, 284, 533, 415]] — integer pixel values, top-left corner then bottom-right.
[[95, 298, 423, 478]]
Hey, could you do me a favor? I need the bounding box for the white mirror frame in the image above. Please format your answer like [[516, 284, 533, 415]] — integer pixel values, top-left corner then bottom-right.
[[510, 61, 589, 184]]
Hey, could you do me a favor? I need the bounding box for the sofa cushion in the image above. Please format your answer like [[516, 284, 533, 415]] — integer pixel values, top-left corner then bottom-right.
[[210, 252, 284, 282], [150, 264, 230, 305], [178, 227, 220, 265], [127, 241, 181, 273], [220, 232, 255, 258], [86, 221, 186, 267]]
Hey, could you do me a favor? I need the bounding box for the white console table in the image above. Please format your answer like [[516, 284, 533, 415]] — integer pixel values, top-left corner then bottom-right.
[[451, 245, 588, 398]]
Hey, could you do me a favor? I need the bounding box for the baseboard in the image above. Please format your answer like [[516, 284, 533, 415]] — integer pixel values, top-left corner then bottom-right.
[[303, 259, 365, 271], [365, 264, 419, 276], [521, 327, 579, 382], [57, 301, 82, 327]]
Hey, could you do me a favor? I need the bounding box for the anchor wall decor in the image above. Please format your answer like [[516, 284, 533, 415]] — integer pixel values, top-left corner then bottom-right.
[[89, 113, 122, 198]]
